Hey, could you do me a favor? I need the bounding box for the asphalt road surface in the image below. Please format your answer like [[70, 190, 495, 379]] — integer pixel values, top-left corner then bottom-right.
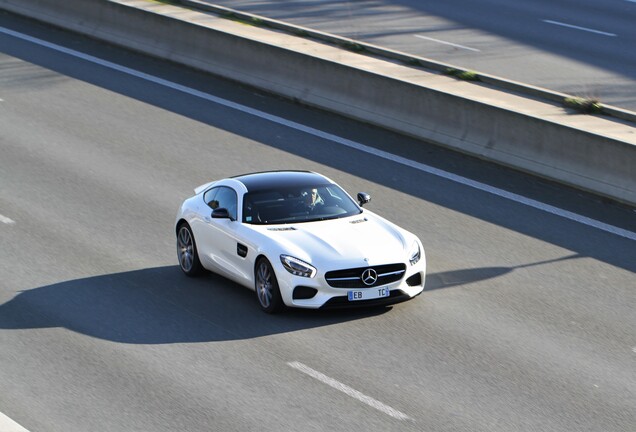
[[1, 12, 635, 432], [205, 0, 636, 111]]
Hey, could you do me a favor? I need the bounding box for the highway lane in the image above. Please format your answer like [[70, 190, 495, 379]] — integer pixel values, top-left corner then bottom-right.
[[1, 13, 635, 432], [205, 0, 636, 111]]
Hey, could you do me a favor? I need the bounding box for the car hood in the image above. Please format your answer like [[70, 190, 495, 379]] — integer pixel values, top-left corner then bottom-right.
[[254, 212, 412, 268]]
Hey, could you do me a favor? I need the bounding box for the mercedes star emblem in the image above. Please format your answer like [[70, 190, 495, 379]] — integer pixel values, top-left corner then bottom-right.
[[361, 268, 378, 286]]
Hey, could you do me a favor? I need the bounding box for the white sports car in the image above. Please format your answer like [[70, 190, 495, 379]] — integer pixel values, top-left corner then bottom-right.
[[175, 171, 426, 313]]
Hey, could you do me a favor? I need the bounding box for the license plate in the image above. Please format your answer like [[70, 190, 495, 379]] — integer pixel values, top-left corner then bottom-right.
[[348, 287, 390, 301]]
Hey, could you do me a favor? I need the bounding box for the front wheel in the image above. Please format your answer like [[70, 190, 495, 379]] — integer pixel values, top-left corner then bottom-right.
[[255, 258, 285, 313], [177, 223, 204, 276]]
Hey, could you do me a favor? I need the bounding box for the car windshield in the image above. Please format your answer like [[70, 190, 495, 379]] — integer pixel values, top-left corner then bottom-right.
[[242, 184, 362, 224]]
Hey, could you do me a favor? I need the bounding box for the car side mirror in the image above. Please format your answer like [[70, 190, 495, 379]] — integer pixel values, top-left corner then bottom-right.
[[212, 208, 233, 221], [357, 192, 371, 207]]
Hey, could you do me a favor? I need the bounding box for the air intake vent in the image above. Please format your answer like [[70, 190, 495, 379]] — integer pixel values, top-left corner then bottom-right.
[[349, 218, 368, 224]]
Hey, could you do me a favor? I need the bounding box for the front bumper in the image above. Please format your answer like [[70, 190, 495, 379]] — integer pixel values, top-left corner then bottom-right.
[[274, 256, 426, 309], [319, 290, 416, 309]]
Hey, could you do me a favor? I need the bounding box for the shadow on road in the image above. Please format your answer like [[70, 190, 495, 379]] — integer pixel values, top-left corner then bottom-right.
[[0, 254, 583, 343], [0, 266, 390, 344], [425, 253, 581, 291]]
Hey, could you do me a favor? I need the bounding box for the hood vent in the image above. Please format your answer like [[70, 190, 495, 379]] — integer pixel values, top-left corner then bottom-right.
[[349, 218, 368, 224], [267, 227, 296, 231]]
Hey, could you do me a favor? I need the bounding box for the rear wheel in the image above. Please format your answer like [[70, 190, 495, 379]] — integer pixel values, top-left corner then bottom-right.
[[255, 258, 285, 313], [177, 223, 204, 276]]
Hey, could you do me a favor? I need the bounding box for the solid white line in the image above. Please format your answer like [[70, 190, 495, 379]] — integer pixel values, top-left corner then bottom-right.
[[288, 362, 410, 420], [0, 214, 16, 225], [542, 20, 617, 37], [0, 412, 30, 432], [414, 34, 480, 52], [1, 26, 634, 241]]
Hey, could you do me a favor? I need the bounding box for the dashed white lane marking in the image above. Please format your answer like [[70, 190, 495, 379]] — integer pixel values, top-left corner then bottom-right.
[[1, 26, 635, 242], [288, 362, 410, 420], [0, 412, 30, 432], [542, 20, 617, 37], [0, 214, 16, 225], [414, 34, 480, 52]]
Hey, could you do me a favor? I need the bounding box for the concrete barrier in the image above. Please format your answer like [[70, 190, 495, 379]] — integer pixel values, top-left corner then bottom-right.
[[2, 0, 635, 205]]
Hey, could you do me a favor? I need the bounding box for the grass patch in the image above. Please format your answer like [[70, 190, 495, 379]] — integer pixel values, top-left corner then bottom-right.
[[444, 68, 480, 81], [219, 11, 238, 19], [250, 17, 265, 26], [145, 0, 176, 4], [339, 41, 365, 53], [564, 97, 602, 114], [219, 11, 267, 27]]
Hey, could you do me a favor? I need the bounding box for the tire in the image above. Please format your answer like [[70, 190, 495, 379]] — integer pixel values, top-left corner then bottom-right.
[[177, 223, 204, 276], [255, 258, 285, 313]]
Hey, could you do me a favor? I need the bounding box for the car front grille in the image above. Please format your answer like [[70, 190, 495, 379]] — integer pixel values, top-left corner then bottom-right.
[[324, 263, 406, 288]]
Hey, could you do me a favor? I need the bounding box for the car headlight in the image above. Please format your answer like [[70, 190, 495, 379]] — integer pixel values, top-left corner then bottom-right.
[[409, 242, 421, 266], [280, 255, 317, 278]]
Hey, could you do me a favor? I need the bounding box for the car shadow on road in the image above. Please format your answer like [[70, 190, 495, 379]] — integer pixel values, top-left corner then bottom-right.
[[0, 254, 580, 344], [0, 266, 391, 344], [425, 253, 581, 291]]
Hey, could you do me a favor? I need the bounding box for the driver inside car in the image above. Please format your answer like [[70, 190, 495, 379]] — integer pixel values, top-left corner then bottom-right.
[[302, 188, 325, 211]]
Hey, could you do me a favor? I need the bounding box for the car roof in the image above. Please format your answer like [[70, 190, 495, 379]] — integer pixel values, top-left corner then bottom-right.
[[231, 171, 332, 193]]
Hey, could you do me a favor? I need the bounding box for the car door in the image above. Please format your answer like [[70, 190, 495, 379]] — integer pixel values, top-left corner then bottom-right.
[[197, 186, 249, 283], [189, 186, 220, 272]]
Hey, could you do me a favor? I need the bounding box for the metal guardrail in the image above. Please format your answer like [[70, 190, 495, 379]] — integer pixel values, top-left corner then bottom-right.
[[177, 0, 636, 124]]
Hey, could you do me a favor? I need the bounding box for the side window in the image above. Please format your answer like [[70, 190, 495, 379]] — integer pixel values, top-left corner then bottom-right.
[[203, 187, 219, 209], [213, 187, 238, 221]]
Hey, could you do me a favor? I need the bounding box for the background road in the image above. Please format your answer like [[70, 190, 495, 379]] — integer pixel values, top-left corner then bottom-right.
[[205, 0, 636, 111], [1, 12, 635, 432]]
